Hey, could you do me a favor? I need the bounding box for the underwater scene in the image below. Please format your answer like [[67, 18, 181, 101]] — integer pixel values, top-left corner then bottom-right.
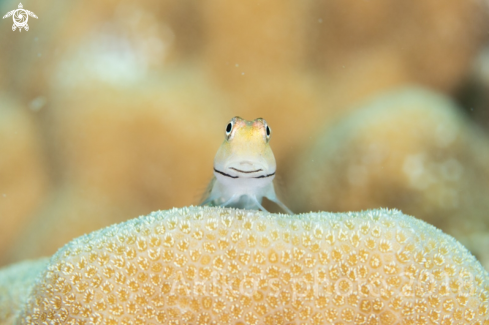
[[1, 0, 489, 324]]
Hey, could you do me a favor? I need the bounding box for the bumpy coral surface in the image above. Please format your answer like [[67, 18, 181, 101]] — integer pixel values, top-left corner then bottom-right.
[[0, 258, 48, 325], [19, 207, 489, 325]]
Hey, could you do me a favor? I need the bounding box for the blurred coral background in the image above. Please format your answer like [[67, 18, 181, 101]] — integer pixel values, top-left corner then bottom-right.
[[1, 0, 489, 270]]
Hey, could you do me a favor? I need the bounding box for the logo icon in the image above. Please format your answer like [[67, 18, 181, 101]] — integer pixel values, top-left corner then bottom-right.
[[3, 3, 37, 32]]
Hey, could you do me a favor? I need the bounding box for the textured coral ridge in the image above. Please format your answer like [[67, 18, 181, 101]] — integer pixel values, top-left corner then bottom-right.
[[0, 258, 49, 325], [19, 207, 489, 325]]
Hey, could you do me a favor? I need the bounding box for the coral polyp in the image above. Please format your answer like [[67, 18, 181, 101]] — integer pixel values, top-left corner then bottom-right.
[[17, 207, 489, 325]]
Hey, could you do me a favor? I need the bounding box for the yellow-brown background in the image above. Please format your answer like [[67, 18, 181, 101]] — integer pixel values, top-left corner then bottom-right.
[[1, 0, 489, 269]]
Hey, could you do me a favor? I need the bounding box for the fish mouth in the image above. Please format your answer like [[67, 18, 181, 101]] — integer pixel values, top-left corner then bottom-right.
[[229, 167, 263, 174], [214, 167, 275, 179]]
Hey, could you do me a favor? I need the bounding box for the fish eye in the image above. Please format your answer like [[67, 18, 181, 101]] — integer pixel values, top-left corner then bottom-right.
[[225, 121, 233, 138], [266, 125, 271, 140]]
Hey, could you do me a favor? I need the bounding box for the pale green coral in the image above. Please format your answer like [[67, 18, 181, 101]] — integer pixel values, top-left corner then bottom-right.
[[0, 258, 48, 325]]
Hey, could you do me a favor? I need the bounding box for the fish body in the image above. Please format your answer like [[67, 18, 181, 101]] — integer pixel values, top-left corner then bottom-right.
[[201, 116, 293, 214]]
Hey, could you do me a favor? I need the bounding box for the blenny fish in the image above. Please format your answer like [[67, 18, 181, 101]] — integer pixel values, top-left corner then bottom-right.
[[200, 116, 293, 214]]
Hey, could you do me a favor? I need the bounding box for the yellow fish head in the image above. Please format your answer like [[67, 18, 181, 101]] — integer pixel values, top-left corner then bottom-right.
[[214, 116, 276, 178]]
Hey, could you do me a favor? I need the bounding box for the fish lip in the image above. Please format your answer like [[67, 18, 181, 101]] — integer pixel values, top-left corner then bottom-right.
[[214, 167, 275, 179], [229, 167, 263, 174]]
